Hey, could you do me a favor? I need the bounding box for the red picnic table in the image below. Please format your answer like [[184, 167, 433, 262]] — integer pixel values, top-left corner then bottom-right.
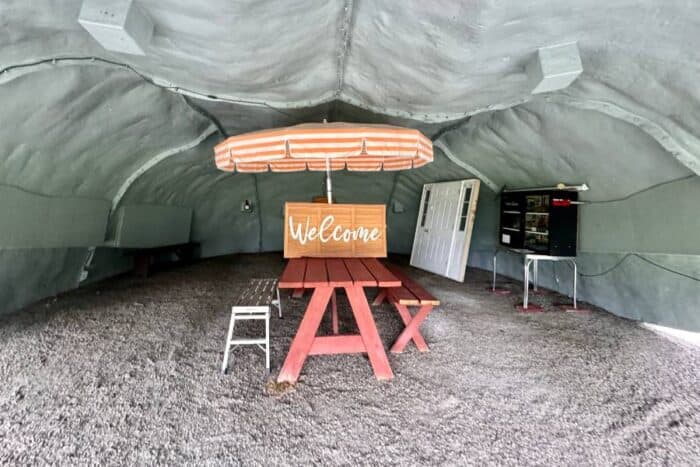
[[277, 257, 402, 383]]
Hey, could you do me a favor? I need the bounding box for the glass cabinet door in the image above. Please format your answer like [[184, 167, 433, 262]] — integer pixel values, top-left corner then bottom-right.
[[524, 194, 549, 252]]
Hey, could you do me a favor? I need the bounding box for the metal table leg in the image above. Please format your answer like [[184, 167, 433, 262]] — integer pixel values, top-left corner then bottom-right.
[[523, 259, 531, 309], [571, 259, 578, 309], [492, 253, 497, 291]]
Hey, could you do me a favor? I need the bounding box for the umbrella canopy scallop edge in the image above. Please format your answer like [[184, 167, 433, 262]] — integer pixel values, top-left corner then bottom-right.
[[214, 122, 433, 173]]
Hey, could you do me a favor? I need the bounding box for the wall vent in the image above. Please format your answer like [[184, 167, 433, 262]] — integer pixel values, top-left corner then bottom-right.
[[78, 0, 153, 55], [527, 42, 583, 94]]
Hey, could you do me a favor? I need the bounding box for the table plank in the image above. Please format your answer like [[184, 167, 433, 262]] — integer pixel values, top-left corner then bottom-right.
[[308, 335, 365, 355], [343, 258, 377, 287], [326, 259, 354, 287], [304, 258, 329, 287], [279, 258, 306, 289], [361, 258, 401, 288]]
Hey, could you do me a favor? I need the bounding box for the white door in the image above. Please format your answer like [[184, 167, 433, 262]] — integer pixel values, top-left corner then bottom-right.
[[410, 179, 480, 281]]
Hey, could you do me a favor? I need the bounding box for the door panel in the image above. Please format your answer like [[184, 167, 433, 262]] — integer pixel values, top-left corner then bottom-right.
[[410, 180, 480, 281]]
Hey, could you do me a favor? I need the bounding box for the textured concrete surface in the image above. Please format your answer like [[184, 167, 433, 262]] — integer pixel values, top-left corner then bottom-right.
[[1, 254, 699, 465]]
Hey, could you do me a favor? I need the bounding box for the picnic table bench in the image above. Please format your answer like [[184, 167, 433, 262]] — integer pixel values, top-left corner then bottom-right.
[[373, 263, 440, 353]]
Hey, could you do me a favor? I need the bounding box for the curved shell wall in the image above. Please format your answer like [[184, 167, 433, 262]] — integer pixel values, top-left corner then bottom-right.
[[1, 1, 698, 330]]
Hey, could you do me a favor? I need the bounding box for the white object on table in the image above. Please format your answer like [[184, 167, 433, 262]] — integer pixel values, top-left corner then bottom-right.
[[492, 248, 577, 309]]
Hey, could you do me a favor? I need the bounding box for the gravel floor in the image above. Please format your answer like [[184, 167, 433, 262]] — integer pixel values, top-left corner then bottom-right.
[[1, 253, 699, 465]]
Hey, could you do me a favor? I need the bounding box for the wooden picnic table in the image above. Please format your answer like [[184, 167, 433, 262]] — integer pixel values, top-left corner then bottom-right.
[[277, 257, 401, 383]]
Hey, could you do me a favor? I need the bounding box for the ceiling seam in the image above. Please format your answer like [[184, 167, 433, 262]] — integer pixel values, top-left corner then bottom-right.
[[430, 115, 472, 142], [181, 95, 228, 137], [386, 172, 401, 207], [434, 140, 500, 192], [0, 56, 328, 123], [107, 124, 217, 237], [338, 89, 532, 123], [335, 0, 356, 97], [545, 94, 700, 176], [251, 173, 264, 252], [0, 56, 529, 123]]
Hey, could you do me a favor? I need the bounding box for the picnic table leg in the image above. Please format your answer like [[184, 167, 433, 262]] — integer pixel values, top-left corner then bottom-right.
[[372, 289, 387, 306], [345, 286, 394, 380], [277, 286, 333, 383], [331, 290, 339, 335], [390, 305, 433, 354], [391, 303, 429, 352]]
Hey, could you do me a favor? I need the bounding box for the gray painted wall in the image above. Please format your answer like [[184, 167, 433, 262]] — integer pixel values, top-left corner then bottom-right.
[[0, 248, 89, 314], [579, 177, 700, 255], [111, 204, 193, 248], [467, 178, 700, 331], [0, 185, 109, 248]]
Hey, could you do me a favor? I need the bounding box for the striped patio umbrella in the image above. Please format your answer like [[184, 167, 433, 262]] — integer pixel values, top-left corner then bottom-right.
[[214, 122, 433, 203]]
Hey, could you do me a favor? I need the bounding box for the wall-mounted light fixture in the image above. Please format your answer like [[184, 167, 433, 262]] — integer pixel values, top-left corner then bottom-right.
[[241, 200, 254, 213], [392, 201, 406, 213]]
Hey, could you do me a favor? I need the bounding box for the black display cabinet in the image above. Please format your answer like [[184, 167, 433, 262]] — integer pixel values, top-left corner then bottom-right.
[[499, 189, 578, 256]]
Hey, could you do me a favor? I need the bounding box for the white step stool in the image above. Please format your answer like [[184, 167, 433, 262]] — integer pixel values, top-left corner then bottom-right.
[[221, 278, 282, 374]]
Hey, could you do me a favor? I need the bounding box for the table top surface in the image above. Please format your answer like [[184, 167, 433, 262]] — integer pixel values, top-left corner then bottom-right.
[[497, 247, 576, 261], [279, 257, 401, 289], [524, 254, 576, 261]]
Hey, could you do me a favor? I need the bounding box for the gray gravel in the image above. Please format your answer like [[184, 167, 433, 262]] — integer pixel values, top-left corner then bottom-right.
[[1, 253, 699, 465]]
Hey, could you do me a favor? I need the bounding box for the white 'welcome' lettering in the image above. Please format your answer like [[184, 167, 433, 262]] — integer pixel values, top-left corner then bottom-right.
[[289, 215, 381, 244]]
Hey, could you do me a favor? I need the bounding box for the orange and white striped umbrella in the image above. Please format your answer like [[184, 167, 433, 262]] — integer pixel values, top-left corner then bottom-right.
[[213, 122, 433, 173]]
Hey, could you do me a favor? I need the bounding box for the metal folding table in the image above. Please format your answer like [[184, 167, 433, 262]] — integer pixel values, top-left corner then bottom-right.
[[492, 248, 578, 309]]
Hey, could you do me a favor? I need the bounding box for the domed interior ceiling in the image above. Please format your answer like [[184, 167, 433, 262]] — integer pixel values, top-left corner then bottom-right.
[[1, 1, 699, 329]]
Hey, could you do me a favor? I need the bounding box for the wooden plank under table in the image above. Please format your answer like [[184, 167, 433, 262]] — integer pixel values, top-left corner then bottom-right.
[[277, 257, 401, 383]]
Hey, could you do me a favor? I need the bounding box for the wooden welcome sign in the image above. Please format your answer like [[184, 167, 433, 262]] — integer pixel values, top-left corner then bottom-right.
[[284, 203, 387, 258]]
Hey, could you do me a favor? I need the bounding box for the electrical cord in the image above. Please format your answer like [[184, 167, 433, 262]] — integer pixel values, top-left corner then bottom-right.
[[582, 174, 696, 204], [493, 247, 699, 281], [493, 175, 699, 280], [495, 174, 697, 203], [633, 254, 700, 282], [562, 252, 700, 282]]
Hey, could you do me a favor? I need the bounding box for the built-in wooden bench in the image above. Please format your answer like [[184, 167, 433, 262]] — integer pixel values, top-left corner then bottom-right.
[[373, 263, 440, 353], [128, 243, 198, 278]]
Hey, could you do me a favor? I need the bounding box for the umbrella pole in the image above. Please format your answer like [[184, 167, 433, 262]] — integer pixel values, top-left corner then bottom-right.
[[326, 158, 332, 204]]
